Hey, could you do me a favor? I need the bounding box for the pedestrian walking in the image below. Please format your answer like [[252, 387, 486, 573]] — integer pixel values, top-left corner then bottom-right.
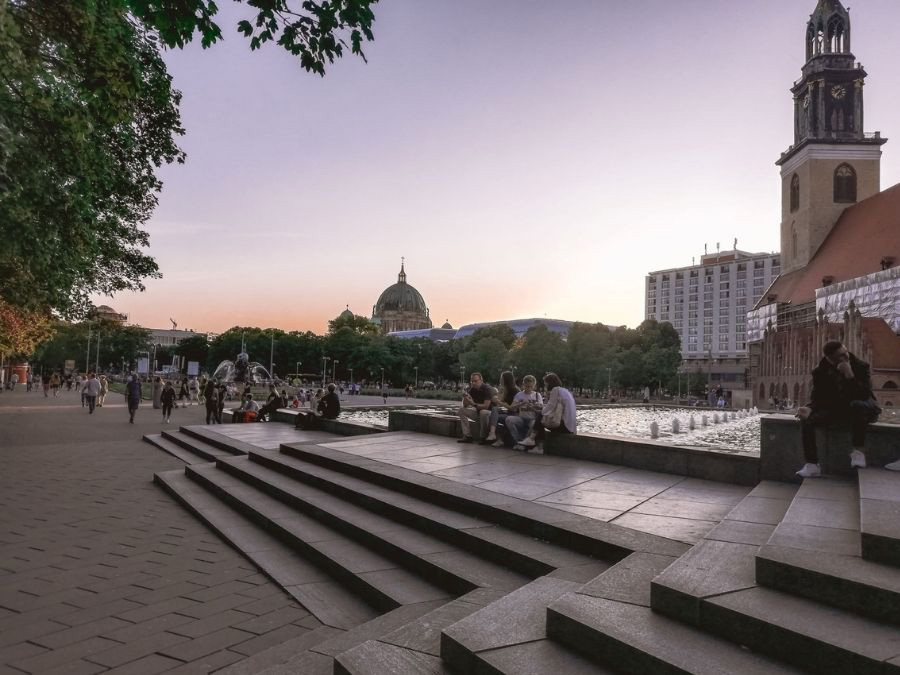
[[50, 372, 60, 397], [204, 378, 219, 424], [125, 374, 142, 424], [42, 372, 50, 397], [189, 377, 199, 405], [98, 375, 109, 407], [83, 372, 100, 414], [178, 379, 188, 408], [161, 381, 176, 423], [26, 372, 33, 392]]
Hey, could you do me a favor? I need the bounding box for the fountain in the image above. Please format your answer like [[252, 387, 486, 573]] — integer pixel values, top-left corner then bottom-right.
[[212, 351, 274, 384], [688, 415, 696, 430], [671, 418, 680, 434], [701, 414, 708, 426], [713, 413, 720, 424]]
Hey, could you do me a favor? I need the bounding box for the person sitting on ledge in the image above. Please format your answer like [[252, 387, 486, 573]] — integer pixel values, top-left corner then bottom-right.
[[796, 340, 881, 478], [458, 372, 494, 444], [535, 372, 577, 443], [317, 383, 341, 419], [238, 393, 259, 422], [504, 374, 543, 450]]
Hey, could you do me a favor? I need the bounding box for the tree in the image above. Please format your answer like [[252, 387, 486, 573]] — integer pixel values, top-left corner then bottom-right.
[[0, 300, 53, 358], [509, 325, 566, 385], [2, 1, 378, 319], [460, 338, 508, 384], [31, 321, 151, 372], [175, 334, 210, 368], [328, 313, 379, 336], [469, 324, 518, 350]]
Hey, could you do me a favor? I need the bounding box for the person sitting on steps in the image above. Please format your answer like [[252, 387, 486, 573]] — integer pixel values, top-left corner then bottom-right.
[[458, 372, 495, 444], [796, 340, 882, 478]]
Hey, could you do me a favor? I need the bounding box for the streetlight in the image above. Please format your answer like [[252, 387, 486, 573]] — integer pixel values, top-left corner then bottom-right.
[[295, 361, 301, 377], [269, 330, 275, 382], [349, 368, 353, 394], [607, 367, 612, 398], [459, 364, 465, 391], [322, 356, 330, 384], [414, 366, 418, 390], [333, 359, 339, 384], [380, 367, 385, 391]]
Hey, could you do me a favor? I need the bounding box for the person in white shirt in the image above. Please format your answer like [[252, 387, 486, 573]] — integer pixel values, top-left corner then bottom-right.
[[83, 373, 101, 414], [504, 375, 543, 451], [537, 372, 577, 443]]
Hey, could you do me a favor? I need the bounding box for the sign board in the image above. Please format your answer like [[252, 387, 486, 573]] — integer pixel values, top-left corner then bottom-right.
[[64, 360, 75, 373], [187, 361, 199, 376], [137, 358, 150, 375]]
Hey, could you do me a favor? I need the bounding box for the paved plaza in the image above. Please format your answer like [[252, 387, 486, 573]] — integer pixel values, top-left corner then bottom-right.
[[0, 390, 325, 674]]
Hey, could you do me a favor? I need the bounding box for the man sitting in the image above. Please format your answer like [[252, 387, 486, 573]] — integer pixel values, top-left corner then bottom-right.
[[796, 340, 881, 478], [238, 393, 260, 422], [317, 383, 341, 419], [458, 372, 494, 444]]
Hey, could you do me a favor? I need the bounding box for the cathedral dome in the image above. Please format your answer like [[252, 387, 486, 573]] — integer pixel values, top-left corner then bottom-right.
[[372, 261, 432, 334], [339, 305, 354, 320], [441, 320, 453, 329]]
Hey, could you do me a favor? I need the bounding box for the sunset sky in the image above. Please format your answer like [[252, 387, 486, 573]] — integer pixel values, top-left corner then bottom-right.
[[98, 0, 900, 334]]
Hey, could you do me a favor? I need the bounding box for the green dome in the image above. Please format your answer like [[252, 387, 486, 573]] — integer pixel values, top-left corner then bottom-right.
[[373, 263, 429, 316]]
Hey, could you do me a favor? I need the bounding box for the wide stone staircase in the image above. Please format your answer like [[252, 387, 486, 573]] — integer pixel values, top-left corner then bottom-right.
[[145, 426, 900, 673]]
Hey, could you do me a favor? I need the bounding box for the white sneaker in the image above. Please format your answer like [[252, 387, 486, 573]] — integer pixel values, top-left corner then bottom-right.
[[491, 440, 504, 448], [520, 437, 536, 448], [849, 450, 867, 469], [485, 433, 497, 442], [884, 459, 900, 472], [796, 463, 822, 478]]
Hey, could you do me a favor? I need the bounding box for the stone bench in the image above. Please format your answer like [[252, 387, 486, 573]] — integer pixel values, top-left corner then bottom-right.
[[760, 414, 900, 482]]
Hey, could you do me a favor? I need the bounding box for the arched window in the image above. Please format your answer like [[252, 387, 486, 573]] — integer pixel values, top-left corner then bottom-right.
[[827, 17, 845, 53], [790, 174, 800, 212], [834, 163, 857, 203], [884, 381, 898, 390]]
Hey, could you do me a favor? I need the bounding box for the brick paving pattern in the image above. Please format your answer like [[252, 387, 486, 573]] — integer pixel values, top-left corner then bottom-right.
[[0, 390, 321, 674]]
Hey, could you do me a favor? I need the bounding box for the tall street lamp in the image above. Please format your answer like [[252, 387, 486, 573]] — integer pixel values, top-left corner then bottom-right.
[[322, 356, 330, 384], [414, 366, 418, 389], [380, 367, 385, 390], [333, 359, 339, 384], [295, 361, 301, 377], [349, 368, 353, 393]]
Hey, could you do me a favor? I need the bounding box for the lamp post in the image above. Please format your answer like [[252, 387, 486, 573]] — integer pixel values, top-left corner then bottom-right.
[[85, 326, 92, 373], [333, 359, 339, 384], [269, 331, 275, 382], [414, 366, 418, 390], [607, 367, 612, 398], [295, 361, 301, 377], [380, 367, 385, 391], [349, 368, 353, 393], [459, 365, 465, 391], [322, 356, 330, 384]]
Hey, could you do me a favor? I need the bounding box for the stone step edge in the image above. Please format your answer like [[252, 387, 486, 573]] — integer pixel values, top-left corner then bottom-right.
[[160, 429, 232, 461], [279, 442, 688, 561], [185, 462, 443, 613], [179, 425, 254, 455], [545, 592, 802, 675], [248, 449, 575, 578], [216, 455, 493, 597], [152, 468, 379, 628], [143, 434, 207, 465], [756, 543, 900, 625]]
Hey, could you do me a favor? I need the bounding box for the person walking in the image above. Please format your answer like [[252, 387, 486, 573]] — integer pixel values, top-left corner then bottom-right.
[[189, 377, 199, 405], [50, 371, 60, 397], [178, 379, 188, 408], [125, 374, 142, 424], [161, 381, 176, 423], [796, 340, 881, 478], [152, 376, 163, 409], [98, 375, 109, 407], [26, 372, 33, 392], [42, 372, 50, 397], [204, 378, 219, 424], [216, 380, 227, 423], [83, 372, 100, 414]]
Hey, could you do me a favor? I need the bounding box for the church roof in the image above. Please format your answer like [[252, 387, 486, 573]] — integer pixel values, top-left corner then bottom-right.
[[759, 182, 900, 307], [374, 261, 429, 316], [339, 305, 354, 319]]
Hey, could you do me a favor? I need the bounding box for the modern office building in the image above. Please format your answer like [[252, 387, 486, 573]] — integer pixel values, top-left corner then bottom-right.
[[645, 248, 781, 388]]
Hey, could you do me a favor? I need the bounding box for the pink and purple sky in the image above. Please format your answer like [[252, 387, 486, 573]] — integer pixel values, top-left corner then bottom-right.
[[99, 0, 900, 334]]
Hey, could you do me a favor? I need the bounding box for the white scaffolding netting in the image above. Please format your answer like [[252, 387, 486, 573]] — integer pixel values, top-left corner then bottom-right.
[[816, 267, 900, 333]]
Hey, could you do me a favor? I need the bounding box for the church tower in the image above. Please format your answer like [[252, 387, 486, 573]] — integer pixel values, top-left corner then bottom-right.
[[777, 0, 887, 275]]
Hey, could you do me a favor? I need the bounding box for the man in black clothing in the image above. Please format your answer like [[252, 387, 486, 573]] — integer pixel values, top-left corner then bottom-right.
[[796, 340, 881, 478], [318, 383, 341, 419], [204, 378, 219, 424], [458, 372, 495, 443]]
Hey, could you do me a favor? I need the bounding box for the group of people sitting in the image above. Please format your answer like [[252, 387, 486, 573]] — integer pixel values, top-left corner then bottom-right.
[[235, 383, 341, 423], [458, 371, 576, 451]]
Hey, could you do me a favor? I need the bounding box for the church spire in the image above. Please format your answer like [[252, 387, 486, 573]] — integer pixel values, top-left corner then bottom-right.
[[398, 257, 407, 284], [806, 0, 851, 60]]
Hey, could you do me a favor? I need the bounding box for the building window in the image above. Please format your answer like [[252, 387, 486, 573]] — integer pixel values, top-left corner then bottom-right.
[[790, 174, 800, 212], [834, 163, 857, 203]]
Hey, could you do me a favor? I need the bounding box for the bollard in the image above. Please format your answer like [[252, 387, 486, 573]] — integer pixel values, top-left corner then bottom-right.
[[650, 421, 659, 439], [672, 418, 680, 434], [689, 415, 696, 430]]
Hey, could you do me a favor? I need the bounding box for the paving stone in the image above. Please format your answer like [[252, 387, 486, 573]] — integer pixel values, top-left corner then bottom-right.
[[782, 496, 859, 531], [103, 653, 183, 675], [705, 519, 775, 546], [160, 626, 255, 662], [335, 639, 451, 675], [650, 539, 759, 625], [611, 512, 717, 544], [216, 625, 341, 674], [476, 638, 613, 674], [546, 593, 800, 674], [11, 636, 120, 673], [228, 623, 308, 657], [441, 576, 581, 670], [579, 552, 676, 607], [33, 615, 133, 649], [285, 581, 379, 630], [722, 495, 794, 525], [86, 630, 190, 668], [311, 599, 446, 657], [262, 650, 333, 675], [765, 522, 861, 556]]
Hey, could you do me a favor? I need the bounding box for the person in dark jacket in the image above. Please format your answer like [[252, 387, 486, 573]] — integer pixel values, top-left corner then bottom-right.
[[204, 378, 219, 424], [161, 381, 176, 423], [796, 340, 881, 478], [317, 383, 341, 419], [125, 374, 142, 424]]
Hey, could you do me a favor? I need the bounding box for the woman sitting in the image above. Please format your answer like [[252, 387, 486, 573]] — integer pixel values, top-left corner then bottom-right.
[[486, 370, 519, 446], [535, 372, 577, 443]]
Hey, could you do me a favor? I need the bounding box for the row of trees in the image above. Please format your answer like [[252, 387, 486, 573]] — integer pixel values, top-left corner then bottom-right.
[[28, 314, 686, 396]]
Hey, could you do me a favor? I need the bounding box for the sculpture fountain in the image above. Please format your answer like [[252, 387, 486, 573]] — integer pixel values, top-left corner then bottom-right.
[[212, 351, 274, 384]]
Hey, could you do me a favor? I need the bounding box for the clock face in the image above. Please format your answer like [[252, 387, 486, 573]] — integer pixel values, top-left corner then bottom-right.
[[831, 85, 847, 100]]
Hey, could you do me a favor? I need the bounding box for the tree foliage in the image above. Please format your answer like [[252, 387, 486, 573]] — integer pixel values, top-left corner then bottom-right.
[[31, 320, 151, 372], [1, 0, 378, 320]]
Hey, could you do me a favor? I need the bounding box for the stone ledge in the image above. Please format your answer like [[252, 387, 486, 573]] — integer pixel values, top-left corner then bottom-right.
[[760, 415, 900, 482]]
